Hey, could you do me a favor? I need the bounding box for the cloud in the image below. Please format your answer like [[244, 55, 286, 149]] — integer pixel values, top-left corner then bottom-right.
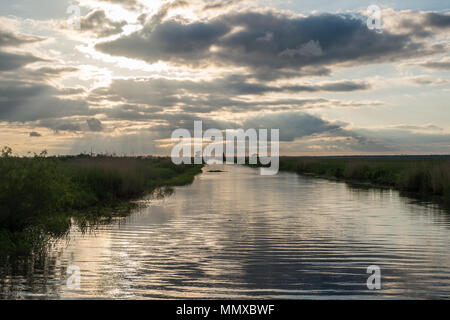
[[52, 122, 82, 132], [142, 0, 189, 28], [0, 29, 44, 47], [1, 6, 449, 155], [271, 119, 450, 154], [88, 76, 372, 118], [96, 11, 444, 79], [167, 112, 450, 154], [0, 51, 43, 71], [388, 124, 443, 131], [203, 0, 243, 11], [38, 118, 84, 132], [0, 29, 46, 71], [33, 66, 79, 75], [412, 57, 450, 70], [383, 9, 450, 37], [408, 75, 448, 86], [96, 19, 229, 66], [0, 65, 79, 85], [0, 28, 88, 126], [97, 0, 142, 11], [242, 112, 342, 142], [67, 111, 388, 155], [79, 9, 127, 37], [289, 80, 370, 92], [353, 127, 450, 153], [424, 12, 450, 29], [0, 80, 91, 122], [87, 118, 103, 132], [69, 130, 167, 155], [279, 40, 323, 58], [0, 0, 71, 20]]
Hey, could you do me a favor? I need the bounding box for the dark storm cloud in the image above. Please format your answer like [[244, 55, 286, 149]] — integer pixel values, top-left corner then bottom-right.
[[79, 10, 127, 37], [96, 11, 442, 78]]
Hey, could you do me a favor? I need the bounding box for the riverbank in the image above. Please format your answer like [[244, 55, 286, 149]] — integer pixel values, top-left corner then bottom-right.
[[0, 147, 203, 254], [277, 156, 450, 200]]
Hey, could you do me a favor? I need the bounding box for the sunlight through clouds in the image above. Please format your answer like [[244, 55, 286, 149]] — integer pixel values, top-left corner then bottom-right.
[[0, 0, 449, 155]]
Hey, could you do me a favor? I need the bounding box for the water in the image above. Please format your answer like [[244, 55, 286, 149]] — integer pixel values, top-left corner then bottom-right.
[[1, 165, 450, 299]]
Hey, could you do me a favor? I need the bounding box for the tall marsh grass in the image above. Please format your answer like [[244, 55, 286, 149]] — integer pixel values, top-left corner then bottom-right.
[[280, 157, 450, 198], [0, 147, 202, 254]]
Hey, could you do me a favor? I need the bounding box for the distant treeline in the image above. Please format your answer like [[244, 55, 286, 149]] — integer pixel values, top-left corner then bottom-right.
[[277, 156, 450, 198], [0, 147, 203, 254]]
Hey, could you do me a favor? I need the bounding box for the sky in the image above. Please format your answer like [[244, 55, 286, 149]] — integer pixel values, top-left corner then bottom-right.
[[0, 0, 449, 156]]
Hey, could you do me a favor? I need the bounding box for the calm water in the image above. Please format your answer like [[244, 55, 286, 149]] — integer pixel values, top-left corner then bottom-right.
[[1, 165, 450, 299]]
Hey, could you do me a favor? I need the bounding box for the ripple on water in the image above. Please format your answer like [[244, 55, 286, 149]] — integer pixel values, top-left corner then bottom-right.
[[1, 165, 450, 299]]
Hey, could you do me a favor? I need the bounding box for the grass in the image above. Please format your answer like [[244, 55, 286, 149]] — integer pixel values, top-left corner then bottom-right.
[[277, 156, 450, 198], [0, 147, 203, 254]]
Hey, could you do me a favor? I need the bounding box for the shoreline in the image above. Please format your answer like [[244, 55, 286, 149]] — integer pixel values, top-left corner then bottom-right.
[[274, 157, 450, 208], [0, 153, 203, 255]]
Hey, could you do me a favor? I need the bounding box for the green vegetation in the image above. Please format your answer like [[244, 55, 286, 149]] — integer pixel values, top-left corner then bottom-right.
[[0, 147, 203, 254], [278, 157, 450, 198]]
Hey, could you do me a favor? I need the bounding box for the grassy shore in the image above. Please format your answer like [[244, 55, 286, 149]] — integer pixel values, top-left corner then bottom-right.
[[277, 156, 450, 199], [0, 147, 203, 254]]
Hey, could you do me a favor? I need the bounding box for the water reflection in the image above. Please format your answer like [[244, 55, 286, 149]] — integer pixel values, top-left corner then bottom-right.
[[1, 165, 449, 299]]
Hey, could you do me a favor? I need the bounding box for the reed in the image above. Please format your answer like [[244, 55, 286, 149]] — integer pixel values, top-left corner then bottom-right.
[[0, 147, 203, 254], [279, 156, 450, 197]]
